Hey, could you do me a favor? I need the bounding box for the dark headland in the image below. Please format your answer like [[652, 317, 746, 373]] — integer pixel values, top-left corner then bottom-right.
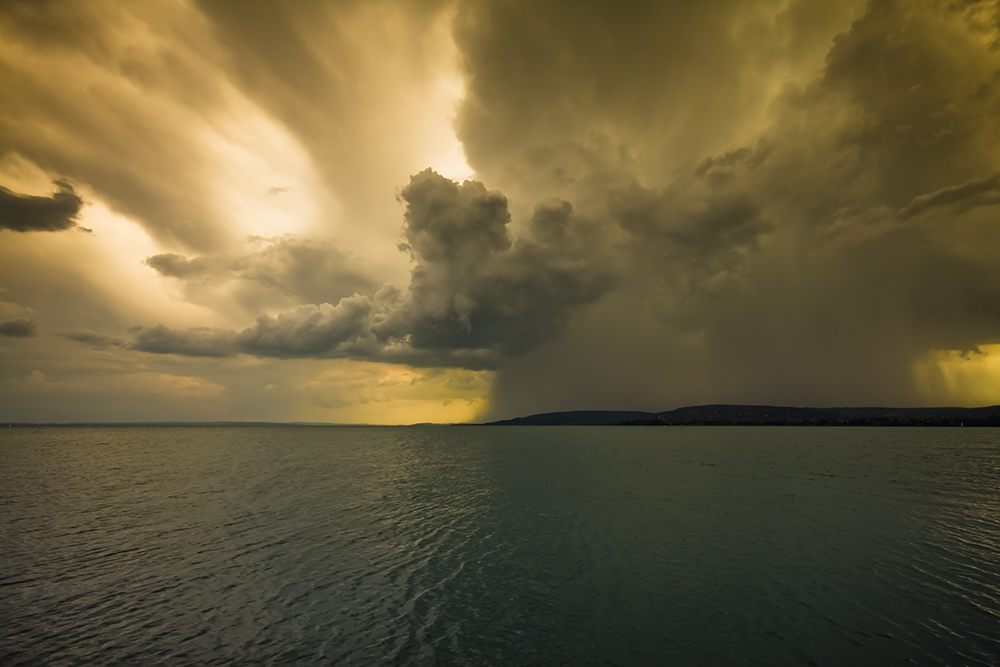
[[486, 405, 1000, 427]]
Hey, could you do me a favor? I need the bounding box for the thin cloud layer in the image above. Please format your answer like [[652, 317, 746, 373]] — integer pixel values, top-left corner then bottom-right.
[[59, 330, 124, 348]]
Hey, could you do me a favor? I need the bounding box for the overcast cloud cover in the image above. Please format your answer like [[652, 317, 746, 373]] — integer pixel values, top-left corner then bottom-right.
[[2, 0, 999, 423]]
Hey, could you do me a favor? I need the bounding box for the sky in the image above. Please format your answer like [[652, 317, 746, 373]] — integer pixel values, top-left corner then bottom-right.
[[2, 0, 1000, 424]]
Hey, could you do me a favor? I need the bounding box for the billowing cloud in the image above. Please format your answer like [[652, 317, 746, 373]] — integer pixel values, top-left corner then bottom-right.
[[0, 318, 36, 337], [237, 296, 374, 356], [374, 170, 614, 356], [130, 325, 238, 358], [0, 180, 85, 232], [446, 0, 1000, 417], [125, 170, 614, 368]]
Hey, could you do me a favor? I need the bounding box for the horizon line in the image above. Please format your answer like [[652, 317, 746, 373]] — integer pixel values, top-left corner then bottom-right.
[[5, 402, 1000, 428]]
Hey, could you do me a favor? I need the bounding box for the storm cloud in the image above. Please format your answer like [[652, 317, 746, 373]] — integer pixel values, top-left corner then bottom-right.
[[0, 318, 36, 337], [0, 180, 85, 232], [4, 0, 1000, 424], [127, 170, 614, 368], [374, 170, 614, 356], [445, 0, 1000, 416]]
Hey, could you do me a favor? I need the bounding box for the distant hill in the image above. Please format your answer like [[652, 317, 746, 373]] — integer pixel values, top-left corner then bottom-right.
[[485, 404, 1000, 427], [483, 410, 658, 426]]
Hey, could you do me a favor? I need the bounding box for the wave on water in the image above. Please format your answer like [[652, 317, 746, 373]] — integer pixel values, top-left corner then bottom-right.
[[1, 426, 998, 665]]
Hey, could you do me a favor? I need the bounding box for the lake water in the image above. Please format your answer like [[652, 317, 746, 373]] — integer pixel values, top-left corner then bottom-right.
[[1, 426, 998, 665]]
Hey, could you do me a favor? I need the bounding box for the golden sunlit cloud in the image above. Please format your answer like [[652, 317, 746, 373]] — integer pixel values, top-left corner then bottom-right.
[[914, 344, 1000, 407], [205, 96, 327, 241]]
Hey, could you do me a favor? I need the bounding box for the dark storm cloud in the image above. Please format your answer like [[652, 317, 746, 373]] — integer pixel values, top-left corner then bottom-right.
[[126, 171, 614, 367], [373, 170, 615, 356], [445, 0, 1000, 416], [452, 1, 745, 182], [609, 183, 771, 262], [237, 297, 374, 357], [126, 296, 376, 361], [681, 0, 1000, 400], [130, 325, 238, 358], [130, 297, 373, 359], [813, 0, 999, 209], [0, 318, 36, 337], [0, 180, 85, 232]]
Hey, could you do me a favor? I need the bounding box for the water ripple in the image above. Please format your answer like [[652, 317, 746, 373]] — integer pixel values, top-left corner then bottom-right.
[[2, 426, 999, 665]]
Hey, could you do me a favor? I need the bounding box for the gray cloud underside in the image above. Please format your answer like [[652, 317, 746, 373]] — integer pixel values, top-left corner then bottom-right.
[[0, 318, 36, 337], [0, 180, 85, 232], [143, 236, 378, 313], [59, 330, 124, 348], [127, 170, 615, 369], [448, 0, 1000, 413]]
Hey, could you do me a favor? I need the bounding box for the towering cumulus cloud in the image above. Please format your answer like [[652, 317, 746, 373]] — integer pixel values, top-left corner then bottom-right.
[[374, 170, 613, 357], [129, 170, 613, 369]]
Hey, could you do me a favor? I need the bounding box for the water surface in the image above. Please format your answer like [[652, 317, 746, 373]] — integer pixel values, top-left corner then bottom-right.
[[1, 426, 998, 665]]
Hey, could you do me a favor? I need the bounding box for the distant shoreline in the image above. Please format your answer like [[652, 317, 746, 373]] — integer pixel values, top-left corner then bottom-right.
[[483, 404, 1000, 427], [5, 404, 1000, 427]]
